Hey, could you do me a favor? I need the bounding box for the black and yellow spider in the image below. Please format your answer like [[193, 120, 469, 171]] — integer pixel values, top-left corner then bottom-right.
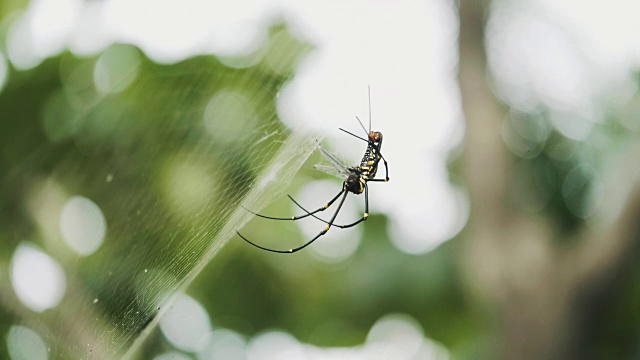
[[236, 92, 389, 253]]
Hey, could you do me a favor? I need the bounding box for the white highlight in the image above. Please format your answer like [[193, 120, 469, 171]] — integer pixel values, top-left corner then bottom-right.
[[6, 325, 49, 360], [159, 293, 212, 353], [243, 313, 449, 360], [364, 314, 430, 360], [106, 0, 272, 63], [248, 331, 306, 360], [197, 329, 247, 359], [6, 0, 81, 69], [11, 243, 67, 312], [29, 0, 81, 57], [59, 196, 107, 256]]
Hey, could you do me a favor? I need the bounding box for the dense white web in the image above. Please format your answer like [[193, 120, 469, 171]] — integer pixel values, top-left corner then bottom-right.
[[3, 22, 322, 360]]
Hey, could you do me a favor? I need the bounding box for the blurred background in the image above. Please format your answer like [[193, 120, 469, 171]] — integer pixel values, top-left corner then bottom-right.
[[1, 0, 640, 359]]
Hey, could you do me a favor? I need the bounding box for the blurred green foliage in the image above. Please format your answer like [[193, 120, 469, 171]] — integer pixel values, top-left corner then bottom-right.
[[0, 23, 337, 358], [0, 19, 481, 358]]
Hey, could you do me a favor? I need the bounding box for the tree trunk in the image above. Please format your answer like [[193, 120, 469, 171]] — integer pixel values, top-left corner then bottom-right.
[[458, 0, 640, 358]]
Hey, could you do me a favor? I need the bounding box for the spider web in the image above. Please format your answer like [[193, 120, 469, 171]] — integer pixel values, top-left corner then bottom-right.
[[0, 21, 321, 359]]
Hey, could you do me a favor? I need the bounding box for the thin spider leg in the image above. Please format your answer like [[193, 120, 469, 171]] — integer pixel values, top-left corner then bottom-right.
[[236, 190, 350, 254], [339, 128, 368, 142], [287, 186, 369, 229], [241, 189, 344, 221], [367, 85, 372, 133], [367, 154, 389, 182], [235, 231, 293, 254], [355, 116, 369, 137]]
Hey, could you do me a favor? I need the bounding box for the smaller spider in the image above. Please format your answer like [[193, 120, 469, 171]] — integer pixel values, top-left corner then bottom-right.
[[236, 90, 389, 253]]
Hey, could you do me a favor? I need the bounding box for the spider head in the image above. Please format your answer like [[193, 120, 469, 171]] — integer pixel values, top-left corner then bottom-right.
[[368, 131, 383, 144]]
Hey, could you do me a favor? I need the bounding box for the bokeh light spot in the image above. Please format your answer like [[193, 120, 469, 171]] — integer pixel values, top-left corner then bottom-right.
[[159, 155, 219, 220], [197, 329, 247, 359], [388, 163, 469, 255], [159, 293, 212, 353], [28, 0, 81, 58], [11, 243, 67, 312], [364, 314, 448, 360], [204, 89, 258, 144], [6, 0, 81, 69], [6, 16, 40, 70], [549, 110, 594, 141], [59, 196, 107, 256], [502, 111, 551, 159], [247, 330, 304, 360], [6, 325, 49, 360], [94, 44, 141, 94], [367, 313, 424, 349], [562, 163, 602, 219]]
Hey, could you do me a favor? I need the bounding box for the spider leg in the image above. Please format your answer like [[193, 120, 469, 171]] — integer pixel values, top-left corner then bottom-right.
[[339, 127, 368, 142], [288, 184, 369, 229], [242, 189, 344, 221], [236, 190, 350, 254]]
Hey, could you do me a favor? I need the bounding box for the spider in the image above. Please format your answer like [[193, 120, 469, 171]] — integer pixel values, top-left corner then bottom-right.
[[236, 91, 389, 254]]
